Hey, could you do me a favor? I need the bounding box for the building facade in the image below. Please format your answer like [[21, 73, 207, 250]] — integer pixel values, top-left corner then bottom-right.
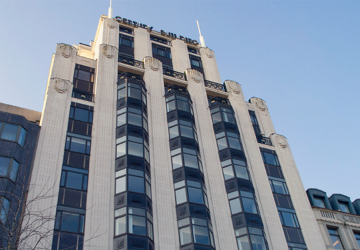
[[20, 14, 328, 250], [0, 103, 41, 248], [307, 189, 360, 250]]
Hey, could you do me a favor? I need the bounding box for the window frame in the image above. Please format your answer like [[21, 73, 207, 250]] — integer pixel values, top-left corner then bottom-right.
[[0, 156, 19, 182], [116, 135, 150, 163], [0, 196, 11, 224], [0, 122, 27, 147]]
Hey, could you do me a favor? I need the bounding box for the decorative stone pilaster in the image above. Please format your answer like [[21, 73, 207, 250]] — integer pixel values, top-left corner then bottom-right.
[[273, 134, 288, 148], [185, 68, 203, 83], [105, 18, 116, 29], [56, 43, 76, 58], [102, 44, 118, 59], [251, 97, 268, 112], [144, 56, 161, 71], [224, 80, 241, 94], [51, 78, 72, 94], [204, 47, 215, 58]]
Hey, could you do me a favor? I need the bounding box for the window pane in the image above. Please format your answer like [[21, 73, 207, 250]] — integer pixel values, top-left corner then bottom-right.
[[128, 87, 141, 100], [128, 176, 144, 193], [234, 165, 249, 180], [172, 154, 183, 169], [129, 207, 145, 216], [184, 154, 198, 169], [339, 202, 350, 213], [0, 198, 10, 223], [250, 235, 267, 250], [180, 125, 194, 139], [60, 212, 79, 233], [263, 152, 279, 166], [169, 126, 179, 139], [177, 100, 190, 112], [116, 176, 126, 194], [228, 137, 242, 150], [222, 112, 235, 124], [18, 127, 27, 146], [118, 88, 126, 99], [313, 196, 325, 208], [193, 225, 210, 245], [167, 100, 176, 112], [74, 108, 89, 122], [223, 166, 234, 180], [146, 182, 152, 198], [148, 221, 154, 240], [117, 113, 126, 127], [0, 157, 10, 176], [328, 228, 344, 250], [66, 172, 83, 190], [128, 142, 143, 157], [272, 180, 286, 195], [175, 188, 187, 204], [230, 198, 242, 214], [128, 215, 146, 236], [179, 226, 192, 245], [70, 137, 86, 153], [115, 216, 126, 236], [211, 112, 222, 124], [282, 212, 296, 227], [237, 235, 251, 250], [128, 113, 142, 127], [116, 142, 126, 158], [77, 70, 91, 81], [188, 187, 204, 204], [242, 198, 257, 214], [217, 138, 228, 150], [1, 124, 18, 141]]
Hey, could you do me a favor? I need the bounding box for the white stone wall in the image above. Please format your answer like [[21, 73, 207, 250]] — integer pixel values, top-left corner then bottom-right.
[[23, 43, 77, 248], [172, 39, 190, 73], [134, 28, 151, 61], [200, 47, 221, 83], [143, 57, 180, 250], [186, 69, 238, 250], [225, 81, 288, 250]]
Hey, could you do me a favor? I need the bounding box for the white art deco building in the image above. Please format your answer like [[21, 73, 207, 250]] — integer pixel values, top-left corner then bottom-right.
[[23, 13, 327, 250]]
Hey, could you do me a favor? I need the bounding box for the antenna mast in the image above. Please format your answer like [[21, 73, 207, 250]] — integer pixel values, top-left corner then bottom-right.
[[196, 20, 206, 48], [108, 0, 113, 18]]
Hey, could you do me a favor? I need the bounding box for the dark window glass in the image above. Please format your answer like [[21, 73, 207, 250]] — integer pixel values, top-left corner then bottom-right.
[[9, 160, 19, 181], [250, 235, 267, 250], [188, 187, 204, 204], [262, 152, 279, 166], [0, 157, 11, 177], [184, 154, 198, 169], [128, 113, 142, 127], [222, 112, 235, 124], [0, 197, 10, 223], [117, 113, 126, 127], [271, 180, 288, 195], [128, 87, 141, 100], [354, 232, 360, 248], [211, 112, 222, 124], [74, 109, 90, 123], [128, 175, 144, 193], [217, 138, 228, 150], [176, 188, 187, 204], [328, 228, 344, 250], [177, 100, 190, 112], [169, 126, 179, 139], [234, 165, 249, 180], [128, 142, 143, 157], [242, 197, 258, 214], [115, 216, 126, 235], [1, 123, 18, 141], [223, 166, 234, 180], [59, 212, 83, 233], [237, 236, 251, 250], [313, 196, 325, 208], [338, 201, 350, 213], [172, 154, 183, 169], [280, 212, 298, 228], [193, 225, 210, 245], [128, 215, 146, 235], [118, 88, 126, 99], [229, 198, 242, 214], [18, 127, 27, 146], [70, 137, 86, 153], [77, 70, 91, 82], [179, 226, 192, 245], [61, 169, 88, 191], [180, 125, 194, 139], [167, 100, 176, 112], [228, 137, 241, 150], [120, 37, 134, 48], [190, 57, 202, 68]]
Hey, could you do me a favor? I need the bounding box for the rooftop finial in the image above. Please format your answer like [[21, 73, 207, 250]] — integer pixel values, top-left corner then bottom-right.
[[196, 20, 206, 48], [108, 0, 113, 18]]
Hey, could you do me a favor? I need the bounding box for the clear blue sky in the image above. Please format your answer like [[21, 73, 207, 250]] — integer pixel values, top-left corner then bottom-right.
[[1, 1, 359, 200]]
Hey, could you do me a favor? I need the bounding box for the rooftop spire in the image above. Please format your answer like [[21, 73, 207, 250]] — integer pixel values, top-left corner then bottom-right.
[[196, 20, 206, 48], [108, 0, 113, 18]]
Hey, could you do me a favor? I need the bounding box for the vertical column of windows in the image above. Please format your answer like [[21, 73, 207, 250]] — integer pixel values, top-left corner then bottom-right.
[[72, 64, 95, 102], [165, 85, 215, 250], [118, 32, 135, 66], [52, 102, 94, 250], [114, 72, 154, 250], [260, 148, 307, 250], [248, 110, 272, 146], [208, 97, 269, 250]]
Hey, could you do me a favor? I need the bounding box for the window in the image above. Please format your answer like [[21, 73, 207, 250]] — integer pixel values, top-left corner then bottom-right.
[[69, 107, 93, 123], [230, 198, 242, 214], [55, 211, 85, 234], [269, 179, 289, 195], [73, 64, 95, 97], [249, 110, 261, 136], [119, 34, 134, 48], [120, 26, 133, 34], [115, 216, 126, 236], [211, 112, 222, 124], [354, 232, 360, 248], [128, 169, 145, 194], [313, 196, 326, 208], [278, 211, 299, 228], [327, 228, 344, 250], [222, 108, 236, 124], [189, 56, 202, 68], [249, 227, 267, 250], [178, 217, 213, 247], [152, 44, 171, 59], [60, 166, 88, 191], [188, 47, 199, 54], [241, 192, 258, 214], [179, 226, 192, 245], [0, 123, 27, 146], [115, 168, 126, 194], [0, 197, 10, 224], [65, 135, 91, 154], [338, 201, 350, 213], [261, 151, 280, 166], [150, 35, 168, 45], [116, 136, 149, 163], [129, 215, 146, 236], [174, 180, 207, 206], [0, 156, 19, 182]]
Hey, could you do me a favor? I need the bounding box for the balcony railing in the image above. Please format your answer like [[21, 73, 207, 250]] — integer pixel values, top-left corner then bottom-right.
[[256, 135, 273, 146], [163, 67, 185, 81], [204, 80, 225, 92], [118, 55, 143, 69], [72, 90, 94, 102]]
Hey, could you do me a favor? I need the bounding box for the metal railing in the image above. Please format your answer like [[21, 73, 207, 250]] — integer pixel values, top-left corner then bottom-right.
[[163, 67, 186, 81], [118, 55, 143, 69], [257, 135, 273, 146], [204, 80, 225, 92], [72, 90, 94, 102]]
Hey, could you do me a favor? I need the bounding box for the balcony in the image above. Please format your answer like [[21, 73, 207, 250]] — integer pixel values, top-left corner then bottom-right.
[[204, 80, 225, 92], [118, 54, 143, 69], [72, 90, 94, 102], [256, 135, 273, 146], [162, 67, 185, 81]]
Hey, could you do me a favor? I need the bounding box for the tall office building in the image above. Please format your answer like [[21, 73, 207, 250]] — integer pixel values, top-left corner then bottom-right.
[[21, 14, 327, 250]]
